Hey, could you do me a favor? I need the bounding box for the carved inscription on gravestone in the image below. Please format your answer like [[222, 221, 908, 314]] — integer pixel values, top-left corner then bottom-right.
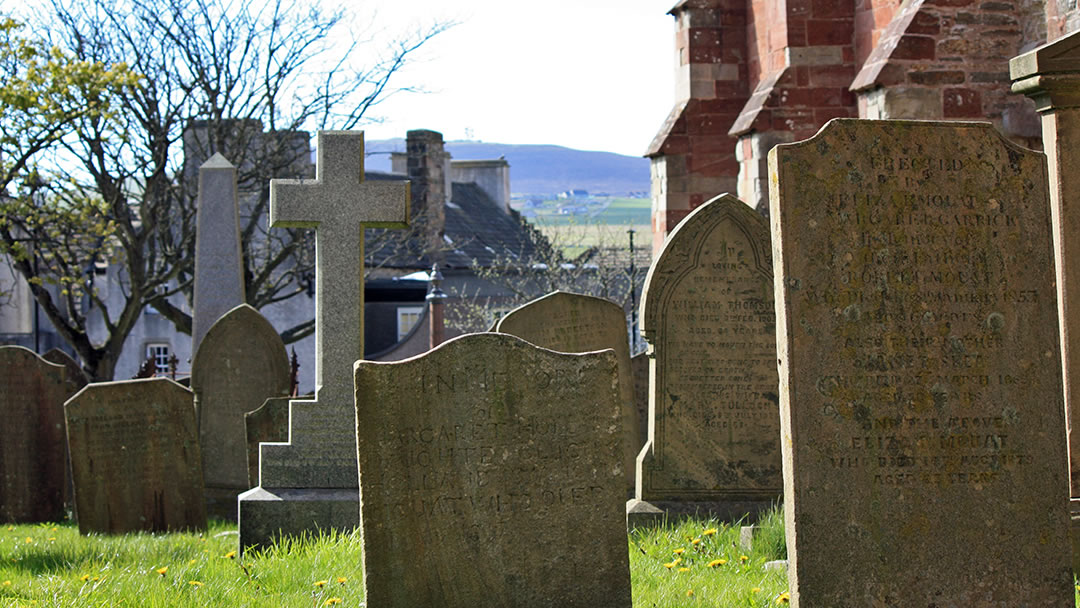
[[355, 333, 631, 608], [495, 291, 640, 493], [637, 194, 780, 504], [66, 378, 207, 534], [770, 119, 1072, 604]]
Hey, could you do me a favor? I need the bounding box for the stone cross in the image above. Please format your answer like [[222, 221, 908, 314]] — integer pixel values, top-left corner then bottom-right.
[[238, 131, 409, 553], [192, 153, 245, 355]]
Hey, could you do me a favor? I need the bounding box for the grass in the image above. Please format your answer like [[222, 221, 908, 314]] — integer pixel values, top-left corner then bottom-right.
[[516, 196, 650, 255], [2, 507, 1076, 606]]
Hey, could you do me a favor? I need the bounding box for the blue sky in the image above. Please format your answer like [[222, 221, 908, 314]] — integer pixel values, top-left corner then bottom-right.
[[354, 0, 677, 156]]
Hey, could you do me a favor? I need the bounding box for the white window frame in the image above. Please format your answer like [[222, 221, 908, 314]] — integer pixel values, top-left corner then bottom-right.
[[396, 306, 424, 341], [145, 343, 171, 375]]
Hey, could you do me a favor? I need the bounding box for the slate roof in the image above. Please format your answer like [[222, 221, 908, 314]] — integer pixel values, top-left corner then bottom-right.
[[363, 172, 546, 271]]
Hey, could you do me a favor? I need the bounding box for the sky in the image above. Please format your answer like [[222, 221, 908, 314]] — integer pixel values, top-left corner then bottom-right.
[[350, 0, 678, 157]]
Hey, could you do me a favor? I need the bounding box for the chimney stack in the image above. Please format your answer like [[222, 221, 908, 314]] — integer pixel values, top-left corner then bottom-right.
[[406, 130, 449, 258]]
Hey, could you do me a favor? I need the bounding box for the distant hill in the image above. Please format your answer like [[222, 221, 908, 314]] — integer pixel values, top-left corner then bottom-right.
[[364, 139, 650, 197]]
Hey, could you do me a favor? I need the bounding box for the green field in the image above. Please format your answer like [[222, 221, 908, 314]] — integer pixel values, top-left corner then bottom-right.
[[514, 196, 651, 255]]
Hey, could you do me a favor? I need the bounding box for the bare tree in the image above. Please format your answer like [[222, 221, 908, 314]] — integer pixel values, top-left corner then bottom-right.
[[0, 0, 449, 380]]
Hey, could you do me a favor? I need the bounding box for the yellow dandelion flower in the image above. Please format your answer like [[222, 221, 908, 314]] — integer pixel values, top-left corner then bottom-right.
[[5, 526, 12, 531], [47, 537, 55, 542], [2, 580, 10, 586], [775, 592, 791, 604], [703, 528, 717, 536], [686, 589, 694, 597], [188, 559, 197, 565], [188, 580, 203, 587], [673, 548, 685, 555], [691, 538, 701, 545], [80, 575, 90, 582], [314, 580, 328, 588], [155, 566, 168, 576], [678, 567, 690, 572], [223, 550, 236, 559], [739, 555, 749, 562], [50, 527, 57, 532], [23, 537, 31, 544], [752, 587, 762, 593], [324, 599, 342, 606], [92, 577, 100, 582], [336, 577, 347, 584], [707, 559, 726, 567], [664, 561, 678, 569]]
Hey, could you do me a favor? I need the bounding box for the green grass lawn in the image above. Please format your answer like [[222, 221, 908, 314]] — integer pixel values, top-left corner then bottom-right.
[[1, 508, 1076, 606], [517, 196, 650, 255]]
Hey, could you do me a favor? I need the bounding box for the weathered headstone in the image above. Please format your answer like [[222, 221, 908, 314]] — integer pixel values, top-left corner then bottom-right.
[[354, 333, 630, 608], [191, 304, 290, 519], [244, 396, 291, 488], [191, 153, 246, 355], [1011, 31, 1080, 571], [238, 131, 409, 552], [630, 351, 649, 450], [495, 291, 639, 494], [770, 119, 1072, 604], [65, 378, 206, 534], [0, 346, 67, 523], [43, 348, 88, 395], [628, 193, 781, 525]]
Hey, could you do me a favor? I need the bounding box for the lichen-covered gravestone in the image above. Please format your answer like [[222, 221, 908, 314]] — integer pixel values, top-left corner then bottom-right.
[[191, 304, 289, 519], [0, 346, 68, 523], [495, 290, 640, 494], [770, 119, 1073, 604], [354, 333, 631, 608], [629, 193, 781, 524], [65, 378, 206, 534], [244, 397, 291, 488], [238, 131, 409, 552]]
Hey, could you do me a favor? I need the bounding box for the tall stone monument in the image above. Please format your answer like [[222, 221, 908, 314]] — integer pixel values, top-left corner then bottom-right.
[[192, 153, 246, 355], [628, 193, 781, 525], [354, 333, 631, 608], [770, 119, 1072, 604], [1010, 31, 1080, 568], [191, 304, 290, 519], [495, 291, 639, 494], [0, 346, 68, 523], [65, 378, 206, 534], [238, 131, 409, 552]]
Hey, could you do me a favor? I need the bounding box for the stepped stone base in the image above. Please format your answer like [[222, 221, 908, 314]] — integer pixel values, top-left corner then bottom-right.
[[237, 487, 358, 555]]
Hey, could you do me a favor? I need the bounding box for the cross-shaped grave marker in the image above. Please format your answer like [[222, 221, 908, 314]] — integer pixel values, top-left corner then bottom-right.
[[238, 131, 409, 552]]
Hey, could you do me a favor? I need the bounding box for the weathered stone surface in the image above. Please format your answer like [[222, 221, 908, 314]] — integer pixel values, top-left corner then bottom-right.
[[630, 351, 649, 450], [769, 118, 1072, 605], [65, 378, 206, 534], [244, 396, 290, 488], [192, 153, 245, 355], [0, 346, 67, 522], [354, 333, 630, 608], [239, 131, 409, 553], [633, 193, 781, 519], [43, 348, 88, 395], [191, 304, 289, 519], [495, 291, 639, 494]]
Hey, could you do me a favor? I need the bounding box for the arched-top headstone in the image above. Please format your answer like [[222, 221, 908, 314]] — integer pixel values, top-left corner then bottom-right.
[[65, 377, 206, 533], [43, 348, 88, 395], [191, 304, 290, 519], [632, 193, 781, 522], [495, 291, 639, 494], [0, 346, 68, 523], [354, 333, 630, 608]]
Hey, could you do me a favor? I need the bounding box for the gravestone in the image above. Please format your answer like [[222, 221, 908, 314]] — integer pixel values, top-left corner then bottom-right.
[[354, 333, 631, 608], [65, 378, 206, 534], [191, 304, 290, 519], [1011, 32, 1080, 571], [770, 119, 1072, 604], [630, 351, 649, 449], [191, 153, 246, 355], [244, 396, 291, 488], [628, 193, 781, 525], [238, 131, 409, 552], [43, 348, 88, 394], [495, 290, 639, 494], [0, 346, 67, 523]]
